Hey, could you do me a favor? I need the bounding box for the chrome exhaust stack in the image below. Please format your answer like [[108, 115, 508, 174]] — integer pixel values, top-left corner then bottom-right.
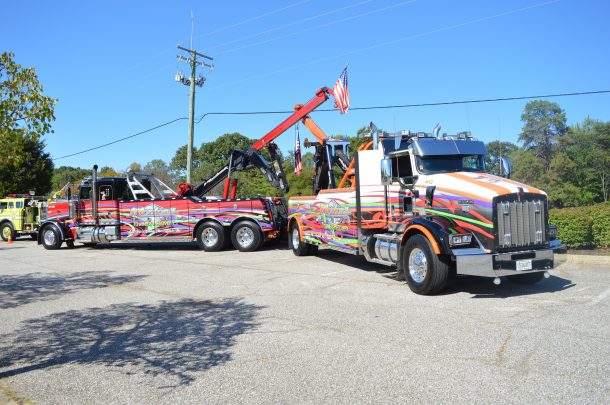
[[91, 165, 99, 226]]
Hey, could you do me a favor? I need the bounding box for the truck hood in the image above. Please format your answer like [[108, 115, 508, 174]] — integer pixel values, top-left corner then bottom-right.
[[420, 172, 545, 203]]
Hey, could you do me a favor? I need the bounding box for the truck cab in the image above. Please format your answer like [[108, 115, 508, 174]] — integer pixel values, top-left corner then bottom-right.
[[288, 130, 566, 295]]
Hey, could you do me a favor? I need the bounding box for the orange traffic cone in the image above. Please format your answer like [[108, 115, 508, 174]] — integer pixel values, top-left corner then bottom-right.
[[7, 234, 13, 244]]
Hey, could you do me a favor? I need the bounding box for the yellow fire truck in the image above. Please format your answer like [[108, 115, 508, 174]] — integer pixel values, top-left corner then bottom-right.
[[0, 194, 46, 241]]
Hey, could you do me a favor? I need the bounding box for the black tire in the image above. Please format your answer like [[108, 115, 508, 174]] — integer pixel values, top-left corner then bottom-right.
[[41, 226, 62, 250], [289, 223, 316, 256], [231, 221, 262, 252], [402, 234, 449, 295], [66, 240, 75, 249], [507, 272, 545, 285], [196, 222, 225, 252], [1, 223, 15, 242]]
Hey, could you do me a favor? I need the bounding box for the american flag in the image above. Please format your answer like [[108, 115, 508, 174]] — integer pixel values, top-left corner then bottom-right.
[[333, 66, 349, 114], [294, 124, 302, 176]]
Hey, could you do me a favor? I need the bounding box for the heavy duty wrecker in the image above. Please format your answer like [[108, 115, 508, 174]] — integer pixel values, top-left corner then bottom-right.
[[288, 129, 567, 295], [38, 86, 346, 251]]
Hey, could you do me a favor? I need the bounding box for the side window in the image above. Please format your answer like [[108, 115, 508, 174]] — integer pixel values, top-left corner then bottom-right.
[[79, 186, 91, 200], [8, 202, 14, 209], [392, 154, 413, 178], [16, 201, 23, 208], [99, 185, 113, 200], [0, 202, 7, 210]]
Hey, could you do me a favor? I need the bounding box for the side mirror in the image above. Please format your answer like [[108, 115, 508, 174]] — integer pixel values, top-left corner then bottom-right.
[[381, 158, 392, 186], [500, 157, 511, 179]]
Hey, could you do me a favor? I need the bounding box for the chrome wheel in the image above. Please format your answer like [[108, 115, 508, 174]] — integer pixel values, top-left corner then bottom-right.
[[408, 248, 428, 284], [43, 229, 56, 246], [236, 226, 254, 248], [202, 227, 219, 248], [291, 227, 300, 249]]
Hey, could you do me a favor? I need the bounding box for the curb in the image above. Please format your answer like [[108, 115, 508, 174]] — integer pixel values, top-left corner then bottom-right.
[[561, 254, 610, 266]]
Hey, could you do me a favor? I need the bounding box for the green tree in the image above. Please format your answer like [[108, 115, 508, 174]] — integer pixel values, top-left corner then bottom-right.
[[143, 159, 174, 187], [170, 133, 278, 197], [519, 100, 567, 171], [51, 166, 90, 191], [484, 141, 518, 176], [0, 130, 53, 196], [98, 166, 119, 177], [565, 118, 610, 203], [0, 52, 56, 196]]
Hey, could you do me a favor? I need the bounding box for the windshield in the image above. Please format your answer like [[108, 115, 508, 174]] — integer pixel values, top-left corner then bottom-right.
[[416, 155, 485, 174]]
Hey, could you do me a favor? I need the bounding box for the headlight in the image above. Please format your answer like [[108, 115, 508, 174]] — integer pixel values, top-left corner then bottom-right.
[[449, 233, 473, 246]]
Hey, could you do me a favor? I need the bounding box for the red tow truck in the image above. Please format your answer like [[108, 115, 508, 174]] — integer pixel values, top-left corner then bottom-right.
[[38, 86, 345, 251]]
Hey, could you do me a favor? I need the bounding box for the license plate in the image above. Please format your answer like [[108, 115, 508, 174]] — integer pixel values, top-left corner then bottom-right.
[[516, 259, 533, 271]]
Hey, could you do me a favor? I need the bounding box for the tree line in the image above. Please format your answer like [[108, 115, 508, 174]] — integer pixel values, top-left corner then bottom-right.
[[1, 52, 608, 207]]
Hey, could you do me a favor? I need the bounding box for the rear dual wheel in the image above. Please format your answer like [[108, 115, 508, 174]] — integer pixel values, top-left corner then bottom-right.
[[196, 222, 225, 252], [231, 221, 262, 252]]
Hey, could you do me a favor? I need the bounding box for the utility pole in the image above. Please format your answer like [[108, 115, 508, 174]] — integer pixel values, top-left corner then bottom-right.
[[175, 45, 213, 184]]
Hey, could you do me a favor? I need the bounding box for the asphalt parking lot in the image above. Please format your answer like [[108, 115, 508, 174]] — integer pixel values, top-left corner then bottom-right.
[[1, 240, 609, 404]]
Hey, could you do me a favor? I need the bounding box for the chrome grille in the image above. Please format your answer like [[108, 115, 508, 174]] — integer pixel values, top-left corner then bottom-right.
[[495, 195, 547, 250]]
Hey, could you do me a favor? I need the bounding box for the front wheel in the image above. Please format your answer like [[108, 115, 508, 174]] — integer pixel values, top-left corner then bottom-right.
[[231, 221, 262, 252], [1, 223, 15, 241], [196, 222, 225, 252], [289, 223, 317, 256], [402, 234, 449, 295], [41, 226, 62, 250]]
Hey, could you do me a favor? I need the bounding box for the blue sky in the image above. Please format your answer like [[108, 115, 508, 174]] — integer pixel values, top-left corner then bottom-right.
[[2, 0, 609, 172]]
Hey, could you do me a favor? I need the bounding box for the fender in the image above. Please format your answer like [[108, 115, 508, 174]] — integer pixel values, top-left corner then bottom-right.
[[401, 217, 452, 256], [287, 216, 305, 242], [230, 216, 265, 233], [37, 220, 69, 245]]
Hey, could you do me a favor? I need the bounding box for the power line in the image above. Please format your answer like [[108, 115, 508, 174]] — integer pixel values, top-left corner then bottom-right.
[[52, 89, 610, 161]]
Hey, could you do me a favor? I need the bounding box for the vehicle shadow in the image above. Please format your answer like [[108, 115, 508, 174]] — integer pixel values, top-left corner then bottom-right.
[[0, 271, 146, 309], [0, 298, 264, 386], [314, 249, 573, 298], [442, 274, 575, 298]]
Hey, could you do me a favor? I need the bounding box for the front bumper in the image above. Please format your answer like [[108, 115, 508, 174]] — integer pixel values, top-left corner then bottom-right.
[[455, 241, 567, 278]]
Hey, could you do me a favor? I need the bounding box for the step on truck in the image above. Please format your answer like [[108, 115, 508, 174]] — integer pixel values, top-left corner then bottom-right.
[[288, 129, 567, 295]]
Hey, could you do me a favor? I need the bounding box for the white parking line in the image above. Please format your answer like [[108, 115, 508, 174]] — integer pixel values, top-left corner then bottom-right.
[[589, 287, 610, 306], [321, 269, 351, 276]]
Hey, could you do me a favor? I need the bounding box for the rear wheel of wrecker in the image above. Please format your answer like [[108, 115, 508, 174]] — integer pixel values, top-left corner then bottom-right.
[[231, 221, 262, 252], [289, 223, 317, 256], [507, 272, 545, 285], [196, 222, 225, 252], [1, 223, 16, 242], [402, 234, 449, 295], [40, 226, 62, 250]]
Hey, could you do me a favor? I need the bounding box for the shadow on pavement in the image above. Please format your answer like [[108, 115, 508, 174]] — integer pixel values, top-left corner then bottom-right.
[[313, 249, 574, 298], [0, 298, 263, 386], [0, 271, 146, 309], [443, 274, 575, 298]]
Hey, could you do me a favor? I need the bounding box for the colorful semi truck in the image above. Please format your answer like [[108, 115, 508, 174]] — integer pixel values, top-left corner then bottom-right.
[[0, 195, 46, 241], [39, 169, 287, 251], [288, 130, 566, 295]]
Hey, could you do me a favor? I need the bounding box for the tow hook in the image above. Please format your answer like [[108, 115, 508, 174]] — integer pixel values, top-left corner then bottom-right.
[[493, 277, 502, 286]]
